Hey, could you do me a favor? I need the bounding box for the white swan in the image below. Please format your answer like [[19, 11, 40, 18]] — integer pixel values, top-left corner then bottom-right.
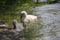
[[20, 11, 37, 27]]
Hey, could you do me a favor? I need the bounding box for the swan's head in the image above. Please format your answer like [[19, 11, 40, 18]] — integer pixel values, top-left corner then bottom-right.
[[13, 20, 17, 29], [20, 11, 27, 20], [21, 11, 27, 15], [13, 20, 17, 23]]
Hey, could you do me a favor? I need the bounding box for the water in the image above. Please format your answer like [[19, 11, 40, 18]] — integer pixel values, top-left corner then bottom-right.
[[33, 3, 60, 40]]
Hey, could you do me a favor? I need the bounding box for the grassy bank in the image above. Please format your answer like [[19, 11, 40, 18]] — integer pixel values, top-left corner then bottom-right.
[[0, 15, 20, 27]]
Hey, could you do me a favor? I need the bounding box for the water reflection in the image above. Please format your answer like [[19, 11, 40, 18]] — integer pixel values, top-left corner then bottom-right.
[[33, 3, 60, 40]]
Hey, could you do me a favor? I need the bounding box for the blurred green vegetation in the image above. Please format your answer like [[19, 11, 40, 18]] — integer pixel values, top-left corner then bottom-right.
[[47, 0, 60, 4], [35, 2, 46, 6], [0, 15, 20, 26]]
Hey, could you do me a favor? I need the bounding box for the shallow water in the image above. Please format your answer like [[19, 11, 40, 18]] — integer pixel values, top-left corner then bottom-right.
[[33, 3, 60, 40]]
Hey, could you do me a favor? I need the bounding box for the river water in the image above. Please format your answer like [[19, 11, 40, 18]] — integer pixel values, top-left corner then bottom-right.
[[33, 3, 60, 40]]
